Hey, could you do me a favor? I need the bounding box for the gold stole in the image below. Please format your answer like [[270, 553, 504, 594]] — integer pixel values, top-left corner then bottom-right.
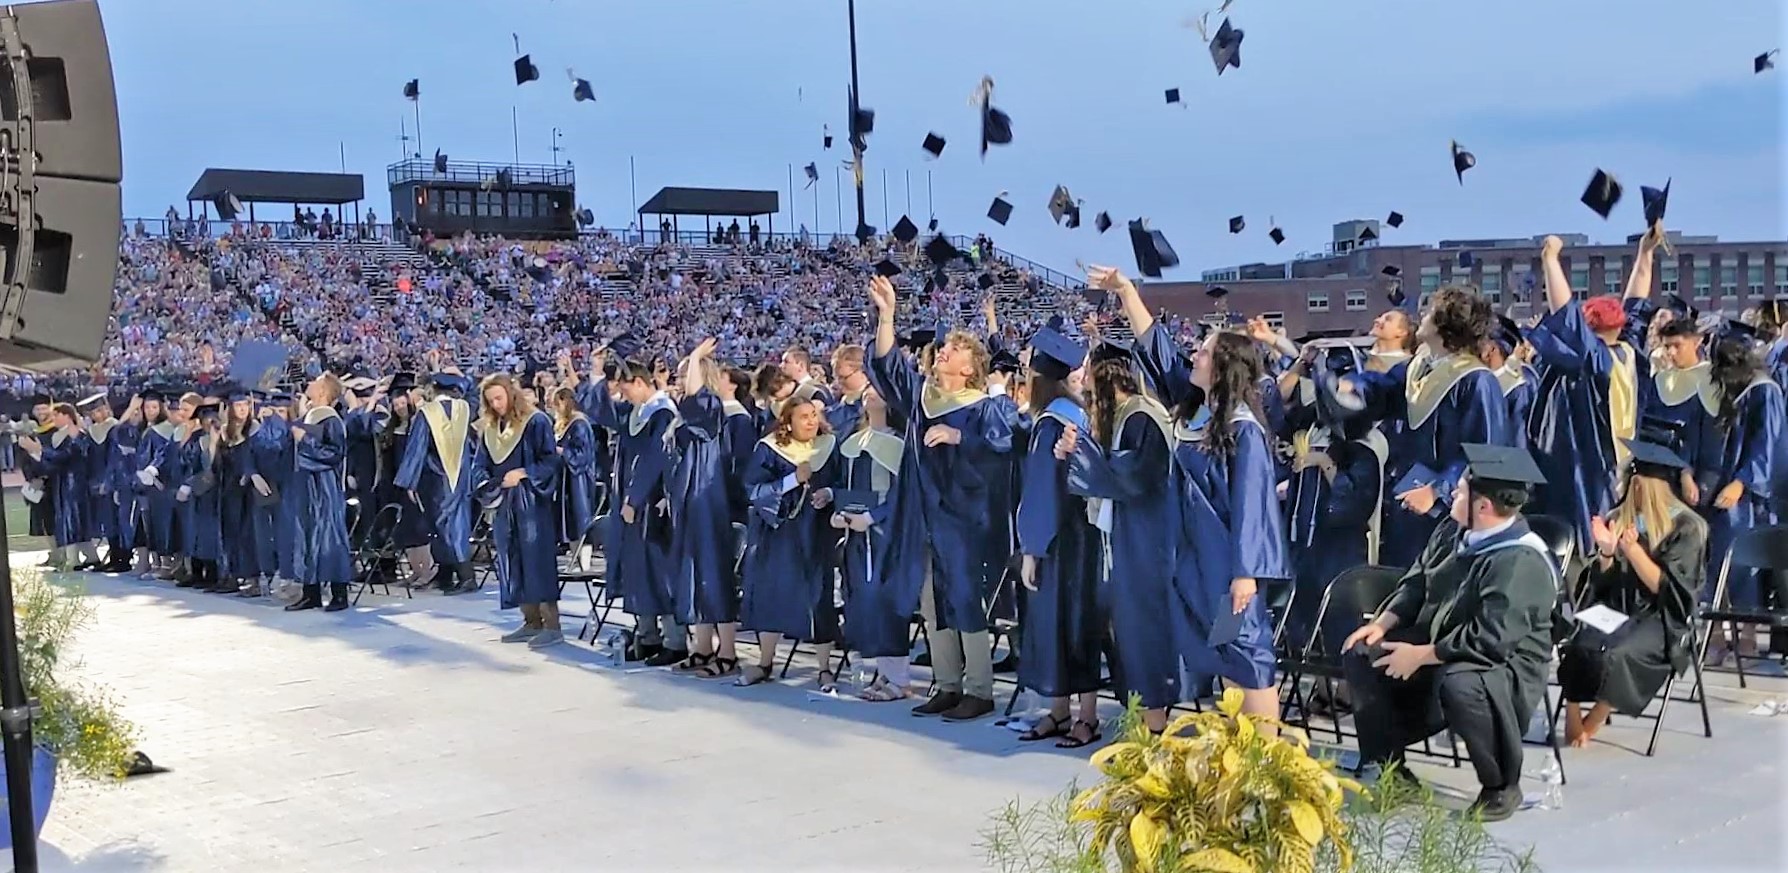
[[1405, 349, 1489, 429], [1494, 363, 1526, 397], [150, 421, 179, 440], [762, 432, 837, 470], [87, 420, 116, 445], [840, 428, 903, 495], [1608, 342, 1638, 467], [483, 411, 543, 465], [919, 382, 988, 420], [555, 411, 587, 441], [722, 399, 749, 418], [49, 429, 66, 448], [1357, 429, 1389, 565], [1366, 349, 1410, 374], [1652, 360, 1718, 416], [420, 397, 471, 490]]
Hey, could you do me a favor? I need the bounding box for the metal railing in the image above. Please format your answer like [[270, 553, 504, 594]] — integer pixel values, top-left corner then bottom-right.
[[387, 158, 575, 188]]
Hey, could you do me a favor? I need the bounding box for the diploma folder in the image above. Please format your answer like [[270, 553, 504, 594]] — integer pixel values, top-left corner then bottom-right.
[[1207, 605, 1245, 648], [1391, 463, 1440, 497]]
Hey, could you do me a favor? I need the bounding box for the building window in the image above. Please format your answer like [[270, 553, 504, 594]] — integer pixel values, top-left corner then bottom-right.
[[1258, 311, 1285, 330], [1306, 292, 1330, 313], [1481, 272, 1502, 293], [1692, 266, 1710, 299], [1776, 265, 1787, 293], [1719, 266, 1737, 296], [1420, 274, 1440, 294], [1660, 264, 1678, 293], [1747, 265, 1764, 296], [1483, 288, 1501, 305], [1570, 267, 1589, 299], [448, 190, 472, 217], [1345, 289, 1367, 311]]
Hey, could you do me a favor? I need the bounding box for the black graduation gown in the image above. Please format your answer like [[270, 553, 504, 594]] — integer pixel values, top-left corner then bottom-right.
[[1558, 513, 1706, 715]]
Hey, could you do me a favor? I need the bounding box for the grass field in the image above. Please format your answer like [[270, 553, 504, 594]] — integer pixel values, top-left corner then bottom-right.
[[2, 488, 51, 554]]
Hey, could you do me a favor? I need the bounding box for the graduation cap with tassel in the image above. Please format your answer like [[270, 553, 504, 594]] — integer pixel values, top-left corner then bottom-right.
[[566, 68, 595, 102], [972, 76, 1013, 158]]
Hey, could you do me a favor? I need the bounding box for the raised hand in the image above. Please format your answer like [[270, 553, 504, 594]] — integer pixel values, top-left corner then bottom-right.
[[867, 274, 898, 317]]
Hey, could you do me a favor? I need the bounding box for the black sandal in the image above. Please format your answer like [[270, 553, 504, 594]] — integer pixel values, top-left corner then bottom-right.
[[674, 652, 715, 672], [1020, 713, 1068, 743], [1056, 719, 1104, 749], [697, 657, 739, 679], [816, 670, 837, 693]]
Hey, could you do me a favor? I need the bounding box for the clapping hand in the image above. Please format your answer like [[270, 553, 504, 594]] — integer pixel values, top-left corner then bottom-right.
[[1589, 515, 1618, 556]]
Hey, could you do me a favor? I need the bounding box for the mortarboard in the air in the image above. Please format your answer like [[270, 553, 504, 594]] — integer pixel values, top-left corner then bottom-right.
[[927, 217, 939, 232], [922, 132, 946, 158], [1450, 140, 1475, 184], [990, 350, 1021, 374], [1165, 87, 1182, 105], [1090, 337, 1134, 364], [1064, 204, 1082, 229], [903, 325, 940, 351], [1386, 211, 1405, 229], [1228, 215, 1245, 234], [213, 191, 243, 222], [1205, 284, 1229, 299], [606, 331, 644, 360], [433, 149, 448, 173], [1581, 168, 1623, 219], [77, 391, 107, 411], [1461, 442, 1547, 489], [572, 78, 595, 102], [1641, 178, 1670, 227], [1381, 265, 1403, 278], [402, 79, 419, 100], [1128, 220, 1179, 278], [924, 234, 959, 265], [1268, 225, 1285, 245], [514, 54, 540, 86], [987, 195, 1014, 226], [1094, 211, 1112, 233], [1048, 185, 1075, 225], [981, 100, 1013, 158], [1458, 251, 1475, 268], [1294, 327, 1356, 344], [822, 124, 833, 149], [1358, 225, 1379, 243], [228, 339, 290, 391], [1208, 18, 1243, 75], [976, 272, 996, 290], [874, 259, 902, 278], [1027, 328, 1087, 380], [891, 215, 919, 244], [855, 222, 876, 242], [803, 163, 818, 188], [575, 208, 595, 227], [1623, 437, 1688, 474], [1757, 50, 1778, 74]]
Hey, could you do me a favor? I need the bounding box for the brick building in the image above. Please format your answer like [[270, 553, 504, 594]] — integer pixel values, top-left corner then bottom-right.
[[1137, 220, 1788, 338]]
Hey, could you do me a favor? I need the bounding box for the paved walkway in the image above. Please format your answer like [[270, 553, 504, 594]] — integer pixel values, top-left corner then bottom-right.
[[30, 558, 1788, 872]]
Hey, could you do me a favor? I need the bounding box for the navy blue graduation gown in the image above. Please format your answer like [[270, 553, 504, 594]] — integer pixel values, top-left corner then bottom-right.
[[17, 431, 50, 538], [394, 398, 476, 564], [866, 349, 1014, 633], [721, 403, 759, 524], [82, 426, 113, 541], [343, 408, 383, 518], [218, 438, 260, 577], [573, 382, 616, 513], [1283, 430, 1385, 644], [591, 388, 678, 619], [555, 415, 600, 545], [1766, 338, 1788, 393], [1497, 364, 1538, 451], [1527, 300, 1645, 550], [291, 410, 352, 585], [134, 423, 181, 555], [38, 430, 90, 547], [1016, 401, 1105, 698], [825, 392, 863, 442], [174, 432, 222, 562], [375, 416, 432, 549], [984, 397, 1026, 627], [473, 411, 562, 609], [739, 435, 840, 641], [106, 422, 143, 550], [667, 390, 740, 626], [838, 428, 909, 658], [247, 416, 294, 578], [1067, 398, 1182, 709], [1703, 379, 1786, 608], [1644, 363, 1720, 485]]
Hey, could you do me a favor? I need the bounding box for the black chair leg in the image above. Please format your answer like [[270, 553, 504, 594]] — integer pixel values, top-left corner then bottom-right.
[[1692, 657, 1714, 739], [1543, 687, 1567, 784], [780, 640, 798, 679]]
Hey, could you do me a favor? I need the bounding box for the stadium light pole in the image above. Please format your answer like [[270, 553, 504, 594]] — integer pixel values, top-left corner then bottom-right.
[[848, 0, 865, 235]]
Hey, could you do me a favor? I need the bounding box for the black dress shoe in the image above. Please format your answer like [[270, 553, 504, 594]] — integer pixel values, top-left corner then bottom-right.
[[911, 691, 962, 717], [644, 648, 688, 668], [627, 641, 664, 664], [1467, 786, 1523, 823], [324, 599, 349, 613], [992, 652, 1019, 674], [284, 598, 320, 612], [941, 695, 996, 722]]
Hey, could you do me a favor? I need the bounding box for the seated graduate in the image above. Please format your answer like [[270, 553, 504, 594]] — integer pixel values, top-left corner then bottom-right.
[[1559, 437, 1707, 747], [475, 374, 566, 649], [1012, 328, 1105, 749], [737, 388, 839, 689], [836, 386, 913, 701], [1341, 443, 1558, 822]]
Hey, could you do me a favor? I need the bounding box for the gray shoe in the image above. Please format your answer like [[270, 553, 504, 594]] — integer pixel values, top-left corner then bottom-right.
[[527, 629, 566, 649], [500, 625, 543, 643]]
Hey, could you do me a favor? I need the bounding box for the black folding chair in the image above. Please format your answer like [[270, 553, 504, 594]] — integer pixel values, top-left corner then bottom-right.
[[1278, 564, 1403, 745], [470, 508, 496, 590], [351, 503, 407, 605], [1526, 514, 1580, 600], [1699, 523, 1788, 689]]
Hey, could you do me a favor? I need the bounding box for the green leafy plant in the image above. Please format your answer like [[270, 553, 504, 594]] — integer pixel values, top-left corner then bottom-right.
[[12, 568, 138, 782], [983, 696, 1539, 873]]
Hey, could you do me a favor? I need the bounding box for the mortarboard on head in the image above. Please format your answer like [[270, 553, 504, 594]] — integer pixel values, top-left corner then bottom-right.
[[1386, 211, 1405, 229], [926, 217, 939, 232], [1641, 178, 1670, 227], [77, 391, 107, 411], [1165, 87, 1182, 105], [1228, 215, 1245, 234], [874, 258, 902, 278], [1268, 225, 1285, 245], [225, 387, 254, 404], [1208, 18, 1244, 75], [1757, 50, 1779, 74], [1128, 219, 1180, 278], [1205, 285, 1229, 300], [1358, 225, 1379, 243], [1090, 337, 1135, 365], [1450, 140, 1475, 184], [1580, 168, 1623, 219], [924, 234, 959, 265], [429, 372, 464, 393], [1662, 293, 1697, 321], [572, 78, 595, 102], [976, 272, 996, 290], [389, 372, 418, 393], [855, 222, 876, 242], [990, 350, 1021, 374], [213, 191, 243, 222], [402, 78, 419, 100], [1715, 318, 1759, 344], [1461, 443, 1547, 496], [1622, 437, 1688, 476], [891, 215, 919, 244], [270, 390, 294, 404], [987, 195, 1013, 226], [1458, 251, 1475, 268], [1048, 185, 1075, 225], [606, 332, 644, 360], [1492, 314, 1525, 353], [922, 132, 946, 158], [514, 54, 540, 86], [195, 399, 222, 423], [1027, 328, 1087, 380], [138, 387, 165, 404]]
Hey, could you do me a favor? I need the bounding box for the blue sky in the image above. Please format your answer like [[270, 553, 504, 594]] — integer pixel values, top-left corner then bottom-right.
[[101, 0, 1783, 276]]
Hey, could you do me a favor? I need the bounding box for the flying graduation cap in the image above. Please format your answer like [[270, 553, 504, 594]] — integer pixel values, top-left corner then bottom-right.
[[513, 54, 540, 86], [1450, 140, 1475, 184], [572, 76, 595, 102], [1128, 219, 1180, 278], [213, 190, 243, 222], [848, 86, 874, 152], [575, 208, 595, 227], [988, 194, 1014, 226], [1094, 212, 1112, 233], [1580, 168, 1623, 219], [1757, 50, 1779, 74], [1268, 222, 1285, 245], [975, 76, 1013, 158], [1641, 178, 1671, 227], [1048, 185, 1076, 225], [1386, 211, 1404, 229], [891, 215, 919, 244], [1208, 18, 1244, 75], [922, 132, 947, 158], [1228, 215, 1245, 234], [823, 125, 833, 149], [1165, 87, 1182, 106], [433, 149, 448, 173], [402, 79, 419, 100], [804, 163, 819, 188]]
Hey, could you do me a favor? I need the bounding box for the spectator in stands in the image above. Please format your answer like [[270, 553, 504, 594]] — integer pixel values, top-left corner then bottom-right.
[[749, 220, 760, 246]]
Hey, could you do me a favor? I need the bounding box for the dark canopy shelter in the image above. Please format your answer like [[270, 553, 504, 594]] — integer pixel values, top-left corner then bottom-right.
[[185, 168, 367, 223], [637, 186, 780, 241]]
